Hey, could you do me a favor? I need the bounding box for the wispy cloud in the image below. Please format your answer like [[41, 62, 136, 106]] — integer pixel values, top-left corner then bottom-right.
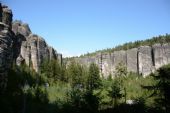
[[57, 49, 80, 58]]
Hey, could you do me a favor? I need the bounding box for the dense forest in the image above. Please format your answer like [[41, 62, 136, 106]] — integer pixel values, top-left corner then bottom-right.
[[0, 58, 170, 113], [79, 34, 170, 57]]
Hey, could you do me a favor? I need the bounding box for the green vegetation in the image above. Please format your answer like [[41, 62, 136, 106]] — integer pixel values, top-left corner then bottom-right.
[[0, 59, 170, 113], [79, 34, 170, 57]]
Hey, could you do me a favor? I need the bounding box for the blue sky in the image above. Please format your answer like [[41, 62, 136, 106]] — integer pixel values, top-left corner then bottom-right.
[[3, 0, 170, 57]]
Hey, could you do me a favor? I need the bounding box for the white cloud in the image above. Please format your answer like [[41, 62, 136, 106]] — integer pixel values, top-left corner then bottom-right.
[[57, 49, 80, 58]]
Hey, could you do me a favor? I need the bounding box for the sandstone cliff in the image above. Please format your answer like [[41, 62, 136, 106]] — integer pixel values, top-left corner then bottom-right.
[[75, 43, 170, 77], [0, 3, 14, 92], [0, 3, 170, 85], [12, 20, 62, 72], [0, 3, 62, 92]]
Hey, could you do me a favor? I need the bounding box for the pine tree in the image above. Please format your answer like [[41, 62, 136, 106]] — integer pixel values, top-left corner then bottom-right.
[[87, 63, 101, 91]]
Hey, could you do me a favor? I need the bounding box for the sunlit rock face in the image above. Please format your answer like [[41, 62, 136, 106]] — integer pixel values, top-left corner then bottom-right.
[[138, 46, 154, 77], [75, 44, 170, 78], [11, 19, 62, 72], [0, 3, 62, 92], [0, 3, 14, 92], [127, 48, 138, 73], [15, 33, 60, 72], [153, 43, 170, 69], [12, 20, 31, 37]]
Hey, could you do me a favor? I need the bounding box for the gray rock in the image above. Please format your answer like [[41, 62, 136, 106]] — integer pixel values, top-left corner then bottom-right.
[[113, 50, 127, 71], [127, 48, 138, 73], [152, 44, 166, 69], [163, 43, 170, 64], [0, 21, 14, 92], [16, 34, 61, 72], [57, 53, 63, 65], [0, 3, 2, 22], [100, 53, 112, 77], [2, 5, 12, 28], [12, 20, 31, 37], [138, 46, 154, 77], [0, 4, 14, 92]]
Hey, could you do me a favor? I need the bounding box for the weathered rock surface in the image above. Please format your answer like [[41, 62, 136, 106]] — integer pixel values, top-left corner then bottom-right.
[[113, 50, 127, 68], [1, 3, 170, 85], [0, 3, 14, 92], [1, 4, 12, 28], [0, 3, 62, 77], [75, 44, 170, 77], [127, 48, 138, 73], [12, 20, 31, 37], [15, 32, 61, 72], [100, 53, 112, 77], [138, 46, 154, 77]]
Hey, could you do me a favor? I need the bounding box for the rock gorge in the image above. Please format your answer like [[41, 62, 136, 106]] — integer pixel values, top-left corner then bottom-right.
[[0, 3, 170, 92]]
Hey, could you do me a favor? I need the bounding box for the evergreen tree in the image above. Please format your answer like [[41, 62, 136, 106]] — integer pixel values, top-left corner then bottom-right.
[[152, 64, 170, 112], [87, 63, 101, 91], [67, 60, 84, 89], [108, 79, 123, 107]]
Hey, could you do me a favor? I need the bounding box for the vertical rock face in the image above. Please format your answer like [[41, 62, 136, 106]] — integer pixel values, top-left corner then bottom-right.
[[0, 4, 2, 22], [127, 48, 138, 73], [113, 50, 127, 67], [138, 46, 154, 77], [16, 33, 61, 72], [153, 44, 167, 69], [163, 43, 170, 63], [100, 53, 112, 77], [0, 4, 14, 92], [76, 44, 170, 77], [152, 43, 170, 68], [0, 3, 62, 91]]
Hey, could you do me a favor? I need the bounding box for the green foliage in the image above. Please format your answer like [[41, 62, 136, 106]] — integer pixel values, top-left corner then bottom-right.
[[2, 56, 170, 113], [108, 79, 123, 107], [66, 60, 85, 88], [146, 64, 170, 112], [40, 58, 67, 84], [87, 63, 101, 91], [115, 62, 127, 77]]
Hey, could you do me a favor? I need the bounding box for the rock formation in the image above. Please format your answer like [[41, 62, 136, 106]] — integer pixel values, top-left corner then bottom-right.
[[0, 3, 62, 92], [0, 3, 170, 86], [127, 48, 138, 73], [75, 44, 170, 77], [138, 46, 154, 77], [12, 21, 62, 72], [0, 3, 14, 92]]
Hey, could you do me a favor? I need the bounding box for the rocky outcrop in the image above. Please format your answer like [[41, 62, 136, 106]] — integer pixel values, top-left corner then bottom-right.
[[138, 46, 154, 77], [12, 20, 31, 37], [1, 4, 12, 28], [153, 43, 170, 69], [127, 48, 138, 73], [0, 3, 14, 92], [0, 3, 62, 79], [14, 26, 62, 72], [76, 44, 170, 77]]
